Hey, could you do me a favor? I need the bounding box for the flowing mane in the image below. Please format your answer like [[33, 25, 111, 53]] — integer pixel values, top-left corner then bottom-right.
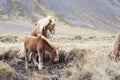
[[31, 15, 56, 38], [37, 34, 55, 49], [37, 16, 52, 34]]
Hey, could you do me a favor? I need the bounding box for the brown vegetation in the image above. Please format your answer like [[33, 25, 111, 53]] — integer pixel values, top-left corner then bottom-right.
[[0, 25, 118, 80], [109, 31, 120, 61], [0, 61, 17, 80]]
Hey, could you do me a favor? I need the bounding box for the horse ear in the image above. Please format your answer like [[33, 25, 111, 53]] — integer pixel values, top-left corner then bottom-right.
[[49, 19, 52, 23]]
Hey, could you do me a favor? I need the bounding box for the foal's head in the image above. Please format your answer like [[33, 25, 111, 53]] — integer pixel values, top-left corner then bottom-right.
[[40, 35, 59, 62], [50, 47, 59, 62]]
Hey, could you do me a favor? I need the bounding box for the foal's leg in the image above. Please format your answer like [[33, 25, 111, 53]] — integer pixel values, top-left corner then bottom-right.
[[38, 51, 43, 70], [32, 54, 38, 66], [28, 52, 32, 62], [25, 50, 29, 70]]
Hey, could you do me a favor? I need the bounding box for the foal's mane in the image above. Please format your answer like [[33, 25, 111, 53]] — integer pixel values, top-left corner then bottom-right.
[[38, 34, 55, 49]]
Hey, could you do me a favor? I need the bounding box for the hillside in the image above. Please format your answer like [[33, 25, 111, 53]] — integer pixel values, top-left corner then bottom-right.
[[0, 0, 120, 31], [0, 21, 32, 34], [0, 0, 54, 23], [40, 0, 120, 31]]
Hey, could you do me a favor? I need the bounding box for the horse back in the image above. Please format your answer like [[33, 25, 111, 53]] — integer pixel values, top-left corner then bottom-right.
[[24, 36, 41, 53]]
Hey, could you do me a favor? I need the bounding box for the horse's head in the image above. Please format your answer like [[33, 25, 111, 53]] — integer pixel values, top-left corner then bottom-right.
[[49, 23, 55, 35], [51, 47, 59, 62], [48, 18, 56, 35]]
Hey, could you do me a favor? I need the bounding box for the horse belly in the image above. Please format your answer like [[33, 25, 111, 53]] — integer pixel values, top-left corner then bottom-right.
[[28, 44, 37, 53], [26, 39, 37, 53]]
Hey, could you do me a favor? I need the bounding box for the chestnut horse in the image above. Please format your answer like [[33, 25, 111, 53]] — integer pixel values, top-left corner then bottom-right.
[[17, 16, 56, 59], [31, 16, 55, 38], [24, 34, 59, 70]]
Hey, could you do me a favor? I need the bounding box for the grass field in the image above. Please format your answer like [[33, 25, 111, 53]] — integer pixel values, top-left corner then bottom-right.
[[0, 20, 119, 80]]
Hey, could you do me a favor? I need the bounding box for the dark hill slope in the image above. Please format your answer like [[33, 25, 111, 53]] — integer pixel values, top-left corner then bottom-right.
[[40, 0, 120, 31], [0, 0, 120, 31]]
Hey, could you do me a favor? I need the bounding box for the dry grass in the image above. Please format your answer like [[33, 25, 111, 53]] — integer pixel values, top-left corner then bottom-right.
[[0, 42, 22, 60], [59, 46, 120, 80], [29, 72, 58, 80], [29, 72, 43, 80], [0, 61, 17, 80], [0, 23, 118, 80]]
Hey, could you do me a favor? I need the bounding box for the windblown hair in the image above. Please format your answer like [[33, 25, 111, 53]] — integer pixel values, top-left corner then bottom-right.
[[109, 31, 120, 61], [37, 34, 55, 49], [32, 15, 55, 38], [36, 16, 53, 34]]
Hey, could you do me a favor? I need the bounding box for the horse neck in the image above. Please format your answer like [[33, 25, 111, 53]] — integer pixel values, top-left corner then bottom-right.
[[43, 39, 54, 54], [42, 21, 52, 38]]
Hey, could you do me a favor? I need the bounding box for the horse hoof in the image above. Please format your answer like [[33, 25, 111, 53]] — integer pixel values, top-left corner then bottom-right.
[[25, 68, 27, 70], [38, 67, 42, 70], [38, 66, 43, 70], [25, 66, 28, 70]]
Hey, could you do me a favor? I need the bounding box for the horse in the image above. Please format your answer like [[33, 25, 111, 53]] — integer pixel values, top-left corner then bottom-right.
[[31, 16, 56, 38], [24, 34, 59, 70], [17, 16, 56, 59], [30, 16, 56, 64]]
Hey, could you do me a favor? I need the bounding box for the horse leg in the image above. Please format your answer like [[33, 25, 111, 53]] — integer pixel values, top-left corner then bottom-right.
[[32, 53, 38, 66], [28, 52, 32, 62], [38, 51, 43, 70], [25, 49, 29, 70]]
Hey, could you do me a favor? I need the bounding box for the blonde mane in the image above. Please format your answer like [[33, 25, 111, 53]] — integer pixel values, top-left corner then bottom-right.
[[37, 16, 52, 34], [51, 18, 55, 25]]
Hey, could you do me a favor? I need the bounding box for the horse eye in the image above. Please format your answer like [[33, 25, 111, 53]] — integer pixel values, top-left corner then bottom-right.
[[52, 48, 54, 50], [49, 19, 52, 22]]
